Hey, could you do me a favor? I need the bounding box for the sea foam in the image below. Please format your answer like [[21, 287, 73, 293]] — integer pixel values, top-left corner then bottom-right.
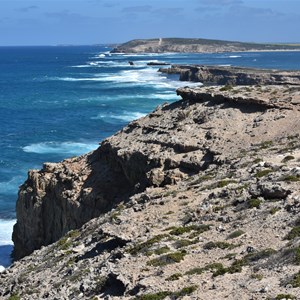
[[92, 111, 146, 123], [22, 141, 98, 155]]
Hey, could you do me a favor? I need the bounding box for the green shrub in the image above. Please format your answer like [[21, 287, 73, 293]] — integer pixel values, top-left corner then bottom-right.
[[281, 155, 295, 163], [136, 291, 171, 300], [285, 226, 300, 240], [135, 285, 198, 300], [248, 198, 262, 209], [128, 234, 168, 255], [169, 224, 210, 236], [174, 239, 195, 249], [8, 295, 20, 300], [147, 251, 186, 266], [244, 248, 276, 262], [270, 207, 280, 215], [288, 271, 300, 288], [283, 175, 300, 182], [255, 169, 273, 178], [166, 273, 182, 281], [203, 241, 236, 250], [227, 230, 245, 239], [216, 180, 237, 188], [275, 294, 296, 300], [220, 84, 234, 91], [173, 285, 198, 297]]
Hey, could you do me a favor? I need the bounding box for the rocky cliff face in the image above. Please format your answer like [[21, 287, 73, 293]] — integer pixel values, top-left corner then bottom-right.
[[2, 78, 300, 299], [159, 65, 300, 86]]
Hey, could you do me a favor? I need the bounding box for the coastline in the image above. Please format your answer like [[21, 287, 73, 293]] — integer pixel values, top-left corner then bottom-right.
[[2, 76, 300, 298], [1, 48, 300, 298]]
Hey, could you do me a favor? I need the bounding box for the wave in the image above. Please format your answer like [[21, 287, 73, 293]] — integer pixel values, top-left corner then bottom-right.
[[229, 55, 242, 58], [22, 141, 98, 155], [92, 111, 146, 123], [51, 77, 106, 82], [0, 219, 15, 271], [50, 67, 202, 89]]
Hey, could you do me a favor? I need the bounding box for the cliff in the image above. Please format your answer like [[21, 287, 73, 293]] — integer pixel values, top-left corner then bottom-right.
[[111, 38, 300, 53], [159, 65, 300, 86], [2, 80, 300, 299]]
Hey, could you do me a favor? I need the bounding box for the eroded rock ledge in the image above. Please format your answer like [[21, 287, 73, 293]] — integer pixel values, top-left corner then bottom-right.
[[159, 65, 300, 86]]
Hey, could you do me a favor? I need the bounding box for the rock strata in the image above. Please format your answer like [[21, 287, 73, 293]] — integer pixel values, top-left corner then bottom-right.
[[159, 65, 300, 85], [2, 79, 300, 299]]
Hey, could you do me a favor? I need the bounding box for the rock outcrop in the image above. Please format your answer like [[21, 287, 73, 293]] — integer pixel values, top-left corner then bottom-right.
[[111, 38, 300, 53], [2, 78, 300, 299], [159, 65, 300, 86]]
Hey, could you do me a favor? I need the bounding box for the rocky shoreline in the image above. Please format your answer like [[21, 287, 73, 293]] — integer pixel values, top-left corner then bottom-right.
[[1, 66, 300, 299], [159, 65, 300, 86]]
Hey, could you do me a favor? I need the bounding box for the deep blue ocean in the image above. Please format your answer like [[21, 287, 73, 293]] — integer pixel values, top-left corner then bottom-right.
[[0, 46, 300, 270]]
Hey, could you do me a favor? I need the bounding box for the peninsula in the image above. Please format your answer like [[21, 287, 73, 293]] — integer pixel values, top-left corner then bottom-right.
[[111, 38, 300, 53]]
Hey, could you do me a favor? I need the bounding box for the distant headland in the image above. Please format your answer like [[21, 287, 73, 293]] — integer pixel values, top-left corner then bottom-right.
[[111, 37, 300, 53]]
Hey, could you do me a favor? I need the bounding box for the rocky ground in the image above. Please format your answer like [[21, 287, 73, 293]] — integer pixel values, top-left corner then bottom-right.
[[1, 83, 300, 300]]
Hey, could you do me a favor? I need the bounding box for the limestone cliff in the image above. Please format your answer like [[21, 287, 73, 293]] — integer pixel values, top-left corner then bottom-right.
[[2, 73, 300, 299], [159, 65, 300, 86], [111, 38, 300, 53]]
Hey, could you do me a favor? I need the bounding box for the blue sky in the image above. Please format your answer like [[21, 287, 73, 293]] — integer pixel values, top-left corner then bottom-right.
[[0, 0, 299, 46]]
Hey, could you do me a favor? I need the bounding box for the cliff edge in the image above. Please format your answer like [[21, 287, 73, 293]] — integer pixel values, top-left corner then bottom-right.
[[2, 68, 300, 299]]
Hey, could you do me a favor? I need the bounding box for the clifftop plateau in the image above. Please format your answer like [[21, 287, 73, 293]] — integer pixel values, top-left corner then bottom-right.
[[111, 38, 300, 53], [1, 67, 300, 299]]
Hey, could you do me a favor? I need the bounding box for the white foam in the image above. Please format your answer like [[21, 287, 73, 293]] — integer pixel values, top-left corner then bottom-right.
[[0, 219, 15, 270], [152, 93, 181, 100], [229, 55, 242, 58], [98, 54, 106, 58], [52, 66, 202, 89], [52, 77, 106, 82], [92, 111, 146, 122], [22, 141, 98, 155], [71, 65, 92, 68]]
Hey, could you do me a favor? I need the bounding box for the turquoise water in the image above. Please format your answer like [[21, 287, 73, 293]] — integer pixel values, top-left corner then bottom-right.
[[1, 46, 300, 269]]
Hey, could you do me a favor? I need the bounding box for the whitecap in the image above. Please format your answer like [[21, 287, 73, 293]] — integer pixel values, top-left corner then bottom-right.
[[229, 55, 242, 58], [51, 77, 105, 82], [98, 54, 106, 58], [71, 65, 92, 68], [152, 93, 180, 100], [22, 141, 98, 155], [92, 111, 146, 122], [50, 67, 203, 89]]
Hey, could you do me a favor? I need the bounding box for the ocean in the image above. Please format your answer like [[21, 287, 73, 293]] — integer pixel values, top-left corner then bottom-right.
[[1, 46, 300, 270]]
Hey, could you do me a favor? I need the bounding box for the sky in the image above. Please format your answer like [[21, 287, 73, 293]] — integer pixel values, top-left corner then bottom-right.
[[0, 0, 299, 46]]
